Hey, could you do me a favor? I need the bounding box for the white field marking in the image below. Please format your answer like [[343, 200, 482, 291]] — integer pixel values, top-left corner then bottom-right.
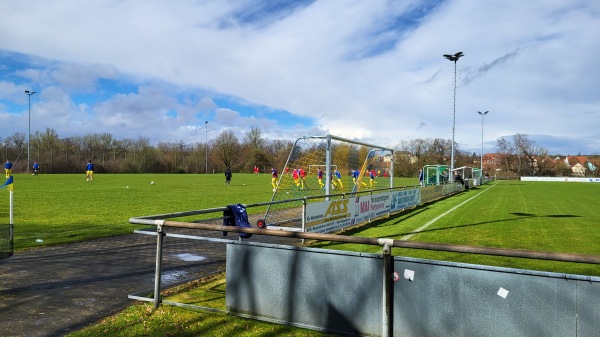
[[400, 183, 498, 241]]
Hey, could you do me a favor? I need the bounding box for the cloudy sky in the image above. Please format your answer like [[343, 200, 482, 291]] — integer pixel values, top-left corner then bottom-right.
[[0, 0, 598, 156]]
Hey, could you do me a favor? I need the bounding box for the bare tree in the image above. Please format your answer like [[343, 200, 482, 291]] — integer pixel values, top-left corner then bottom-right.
[[241, 125, 267, 172], [495, 137, 515, 172], [39, 128, 60, 172], [212, 130, 240, 170], [264, 139, 293, 172], [394, 140, 413, 177], [83, 133, 101, 163], [513, 133, 548, 175], [430, 138, 450, 165], [99, 133, 114, 167], [6, 132, 27, 171]]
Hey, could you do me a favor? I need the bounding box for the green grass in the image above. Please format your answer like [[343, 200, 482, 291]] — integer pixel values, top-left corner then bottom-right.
[[0, 173, 417, 250], [67, 273, 338, 337], [311, 180, 600, 276], [3, 174, 599, 336]]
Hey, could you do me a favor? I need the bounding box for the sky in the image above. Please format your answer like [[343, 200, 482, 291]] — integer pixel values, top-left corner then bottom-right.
[[0, 0, 598, 156]]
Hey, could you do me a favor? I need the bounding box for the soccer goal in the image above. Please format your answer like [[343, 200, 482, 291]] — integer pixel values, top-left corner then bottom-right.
[[263, 134, 394, 229], [308, 164, 336, 175]]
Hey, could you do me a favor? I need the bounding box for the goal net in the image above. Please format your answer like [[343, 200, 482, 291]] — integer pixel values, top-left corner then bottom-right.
[[263, 135, 393, 229]]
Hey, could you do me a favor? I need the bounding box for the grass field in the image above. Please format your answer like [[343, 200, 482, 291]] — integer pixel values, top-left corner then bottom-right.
[[1, 173, 417, 250], [313, 180, 600, 276], [2, 173, 599, 273], [2, 173, 599, 336]]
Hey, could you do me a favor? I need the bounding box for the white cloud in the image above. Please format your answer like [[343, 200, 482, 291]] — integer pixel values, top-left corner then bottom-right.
[[0, 0, 598, 155]]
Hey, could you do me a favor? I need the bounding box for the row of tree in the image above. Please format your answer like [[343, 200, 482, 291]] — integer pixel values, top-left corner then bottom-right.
[[2, 127, 597, 177]]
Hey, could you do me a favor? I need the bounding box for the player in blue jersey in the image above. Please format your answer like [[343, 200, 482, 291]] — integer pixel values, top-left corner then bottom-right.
[[33, 161, 40, 175], [86, 160, 94, 181], [352, 169, 367, 187], [369, 170, 377, 188], [334, 169, 343, 189], [5, 159, 13, 178]]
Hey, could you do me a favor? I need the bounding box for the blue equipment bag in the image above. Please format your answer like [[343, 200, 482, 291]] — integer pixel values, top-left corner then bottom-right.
[[222, 204, 252, 239]]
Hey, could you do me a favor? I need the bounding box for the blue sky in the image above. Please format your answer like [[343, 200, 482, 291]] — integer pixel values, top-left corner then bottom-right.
[[0, 0, 598, 155]]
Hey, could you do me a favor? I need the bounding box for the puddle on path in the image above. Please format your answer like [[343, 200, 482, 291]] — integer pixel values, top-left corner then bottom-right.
[[175, 253, 207, 262]]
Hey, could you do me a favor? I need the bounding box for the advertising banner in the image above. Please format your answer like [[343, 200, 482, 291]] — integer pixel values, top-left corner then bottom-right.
[[305, 198, 354, 234], [390, 188, 420, 213], [306, 188, 421, 234], [521, 177, 600, 183]]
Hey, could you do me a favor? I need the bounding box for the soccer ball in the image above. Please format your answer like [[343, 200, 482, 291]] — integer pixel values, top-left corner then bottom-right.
[[150, 181, 155, 185], [86, 178, 89, 181], [273, 188, 276, 192]]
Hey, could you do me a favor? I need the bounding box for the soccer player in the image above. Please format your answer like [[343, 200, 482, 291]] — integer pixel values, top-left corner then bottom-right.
[[271, 167, 278, 190], [334, 169, 343, 189], [299, 168, 307, 189], [33, 161, 40, 175], [352, 169, 367, 187], [224, 166, 232, 186], [292, 168, 300, 188], [369, 169, 377, 188], [5, 159, 13, 178], [86, 160, 94, 181], [352, 169, 359, 185], [317, 167, 325, 189]]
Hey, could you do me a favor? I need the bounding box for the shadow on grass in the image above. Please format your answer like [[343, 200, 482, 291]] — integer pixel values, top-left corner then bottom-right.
[[396, 212, 583, 237], [338, 209, 582, 239], [511, 212, 580, 218]]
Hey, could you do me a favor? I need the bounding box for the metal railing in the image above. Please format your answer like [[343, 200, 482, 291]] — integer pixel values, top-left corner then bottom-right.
[[129, 213, 600, 337]]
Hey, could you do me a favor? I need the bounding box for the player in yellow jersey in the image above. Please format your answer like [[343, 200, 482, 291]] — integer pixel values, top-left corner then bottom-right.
[[271, 167, 278, 190]]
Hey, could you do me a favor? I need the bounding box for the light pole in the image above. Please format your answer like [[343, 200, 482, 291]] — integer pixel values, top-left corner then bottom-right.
[[25, 90, 37, 174], [443, 51, 464, 181], [477, 111, 489, 173], [205, 121, 208, 174]]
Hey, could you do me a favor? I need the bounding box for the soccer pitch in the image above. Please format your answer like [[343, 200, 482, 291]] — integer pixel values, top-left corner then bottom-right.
[[2, 174, 599, 276], [315, 180, 600, 276]]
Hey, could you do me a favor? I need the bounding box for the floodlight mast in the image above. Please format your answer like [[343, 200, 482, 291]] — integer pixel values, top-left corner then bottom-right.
[[205, 121, 208, 174], [25, 90, 37, 174], [477, 110, 489, 173], [443, 52, 464, 181]]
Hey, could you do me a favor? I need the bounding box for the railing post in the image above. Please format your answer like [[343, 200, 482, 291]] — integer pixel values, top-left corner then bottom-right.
[[380, 239, 394, 337], [154, 224, 165, 309]]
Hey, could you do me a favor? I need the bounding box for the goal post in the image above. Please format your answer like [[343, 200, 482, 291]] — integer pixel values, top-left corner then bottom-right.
[[263, 134, 394, 229]]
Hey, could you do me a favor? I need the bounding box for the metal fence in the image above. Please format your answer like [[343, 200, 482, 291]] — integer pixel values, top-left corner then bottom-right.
[[226, 241, 600, 337], [0, 223, 13, 259], [129, 211, 600, 337]]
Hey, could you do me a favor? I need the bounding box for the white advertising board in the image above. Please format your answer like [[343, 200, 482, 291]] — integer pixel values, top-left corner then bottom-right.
[[305, 187, 421, 234], [521, 177, 600, 183]]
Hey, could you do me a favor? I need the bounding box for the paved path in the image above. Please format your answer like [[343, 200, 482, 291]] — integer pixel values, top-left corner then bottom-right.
[[0, 229, 299, 337]]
